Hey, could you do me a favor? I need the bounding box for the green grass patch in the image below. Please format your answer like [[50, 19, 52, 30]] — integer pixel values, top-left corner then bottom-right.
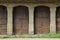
[[0, 33, 60, 38]]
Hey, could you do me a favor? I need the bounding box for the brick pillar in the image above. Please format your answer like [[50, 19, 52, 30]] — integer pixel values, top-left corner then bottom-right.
[[29, 7, 34, 34], [7, 6, 13, 35], [50, 7, 56, 33]]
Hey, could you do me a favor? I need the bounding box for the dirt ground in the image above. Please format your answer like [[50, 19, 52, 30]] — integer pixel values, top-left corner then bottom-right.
[[0, 38, 60, 40]]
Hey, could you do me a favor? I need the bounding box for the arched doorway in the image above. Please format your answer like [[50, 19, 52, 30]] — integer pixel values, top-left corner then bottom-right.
[[13, 6, 29, 35], [0, 5, 7, 35], [34, 6, 50, 34], [56, 6, 60, 33]]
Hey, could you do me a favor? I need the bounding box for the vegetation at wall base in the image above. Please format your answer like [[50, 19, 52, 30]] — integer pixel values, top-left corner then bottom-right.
[[0, 33, 60, 38]]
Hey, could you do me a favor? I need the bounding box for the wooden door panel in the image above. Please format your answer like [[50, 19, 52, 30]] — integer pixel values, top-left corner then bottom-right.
[[0, 18, 6, 24], [13, 6, 29, 35], [57, 18, 60, 33], [56, 7, 60, 33], [0, 6, 7, 35], [34, 6, 50, 34]]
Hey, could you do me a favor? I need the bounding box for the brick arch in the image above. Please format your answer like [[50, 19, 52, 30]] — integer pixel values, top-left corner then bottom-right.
[[0, 5, 7, 35], [34, 6, 50, 34], [13, 6, 29, 35], [34, 6, 50, 14], [13, 6, 28, 8], [34, 5, 50, 9]]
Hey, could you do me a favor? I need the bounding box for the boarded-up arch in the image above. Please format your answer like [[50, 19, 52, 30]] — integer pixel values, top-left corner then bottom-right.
[[13, 6, 29, 35], [0, 5, 7, 35], [56, 6, 60, 33], [34, 6, 50, 34]]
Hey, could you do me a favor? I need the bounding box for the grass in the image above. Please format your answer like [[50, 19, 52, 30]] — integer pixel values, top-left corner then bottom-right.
[[0, 33, 60, 38]]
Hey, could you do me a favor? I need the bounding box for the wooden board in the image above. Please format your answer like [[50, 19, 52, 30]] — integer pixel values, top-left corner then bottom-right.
[[56, 7, 60, 33], [0, 6, 7, 35], [13, 6, 29, 35], [34, 6, 50, 34]]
